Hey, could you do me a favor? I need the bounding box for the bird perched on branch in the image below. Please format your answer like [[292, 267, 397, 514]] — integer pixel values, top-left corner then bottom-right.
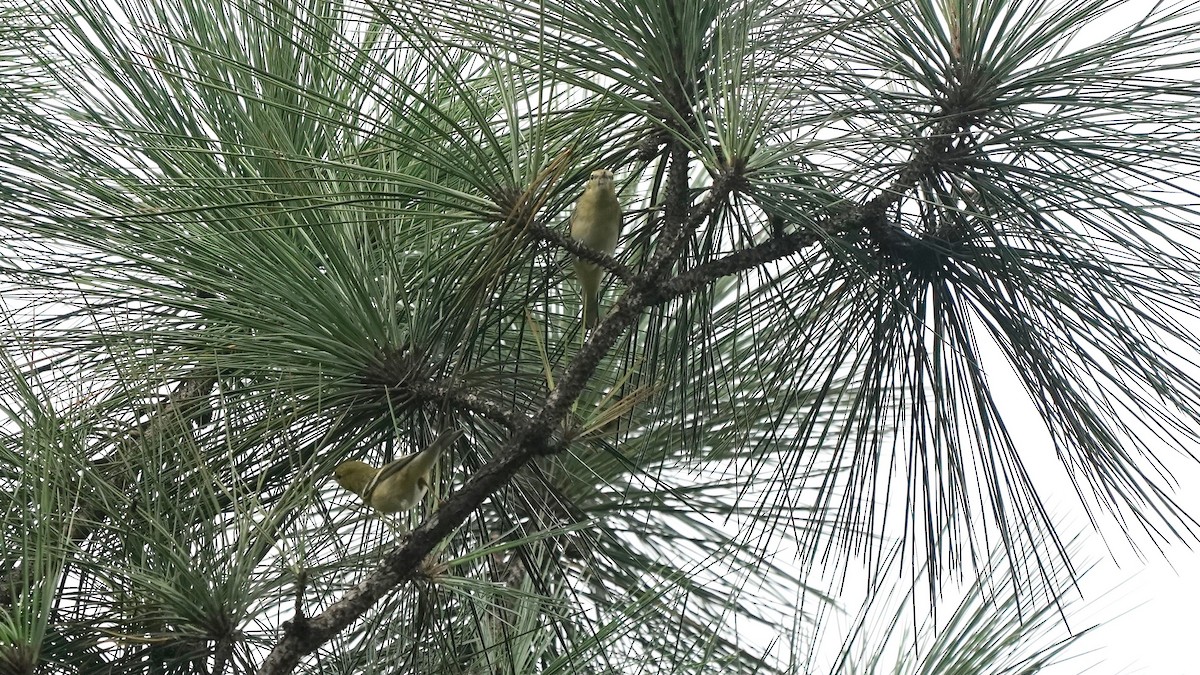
[[570, 169, 622, 328], [332, 429, 463, 513]]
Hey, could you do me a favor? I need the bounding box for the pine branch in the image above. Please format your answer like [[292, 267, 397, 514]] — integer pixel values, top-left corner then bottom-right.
[[256, 137, 711, 674]]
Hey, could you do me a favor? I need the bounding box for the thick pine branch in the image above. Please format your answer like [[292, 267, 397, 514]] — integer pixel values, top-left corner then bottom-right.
[[527, 222, 634, 283]]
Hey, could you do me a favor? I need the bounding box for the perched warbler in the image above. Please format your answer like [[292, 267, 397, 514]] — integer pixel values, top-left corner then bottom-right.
[[332, 429, 463, 513], [570, 169, 622, 328]]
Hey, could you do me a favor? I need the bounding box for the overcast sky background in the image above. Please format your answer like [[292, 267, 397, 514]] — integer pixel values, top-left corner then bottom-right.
[[1034, 5, 1200, 671], [989, 342, 1200, 675], [808, 334, 1200, 674]]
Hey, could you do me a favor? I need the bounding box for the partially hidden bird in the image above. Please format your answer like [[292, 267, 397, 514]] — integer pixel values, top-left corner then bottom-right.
[[332, 429, 463, 513], [570, 169, 622, 328]]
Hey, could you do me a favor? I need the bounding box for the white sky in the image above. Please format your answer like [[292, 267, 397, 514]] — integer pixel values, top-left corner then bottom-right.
[[1032, 459, 1200, 675], [962, 277, 1200, 675], [991, 5, 1200, 671]]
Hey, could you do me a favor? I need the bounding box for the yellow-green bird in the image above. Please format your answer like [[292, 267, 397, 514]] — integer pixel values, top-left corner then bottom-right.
[[570, 169, 622, 328], [332, 429, 463, 513]]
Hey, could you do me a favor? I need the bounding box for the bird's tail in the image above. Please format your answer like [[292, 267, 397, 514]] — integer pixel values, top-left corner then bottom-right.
[[414, 428, 463, 470], [372, 429, 464, 489], [583, 290, 601, 328]]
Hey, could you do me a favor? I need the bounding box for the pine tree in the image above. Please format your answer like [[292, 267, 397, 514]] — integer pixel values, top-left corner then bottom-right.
[[2, 0, 1199, 672]]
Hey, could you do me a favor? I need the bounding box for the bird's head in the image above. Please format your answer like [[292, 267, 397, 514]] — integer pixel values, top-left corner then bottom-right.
[[332, 460, 375, 493], [587, 169, 614, 191]]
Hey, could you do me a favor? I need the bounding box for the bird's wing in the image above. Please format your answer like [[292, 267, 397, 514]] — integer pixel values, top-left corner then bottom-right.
[[363, 453, 417, 500], [363, 429, 465, 498]]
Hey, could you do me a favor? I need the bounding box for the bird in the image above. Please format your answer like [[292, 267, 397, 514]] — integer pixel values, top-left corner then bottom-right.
[[332, 429, 463, 513], [570, 169, 622, 328]]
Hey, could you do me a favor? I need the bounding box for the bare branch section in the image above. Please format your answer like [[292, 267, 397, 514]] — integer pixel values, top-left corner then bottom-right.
[[651, 200, 875, 304], [644, 142, 698, 276], [527, 222, 633, 283], [652, 113, 976, 304], [407, 379, 526, 429]]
